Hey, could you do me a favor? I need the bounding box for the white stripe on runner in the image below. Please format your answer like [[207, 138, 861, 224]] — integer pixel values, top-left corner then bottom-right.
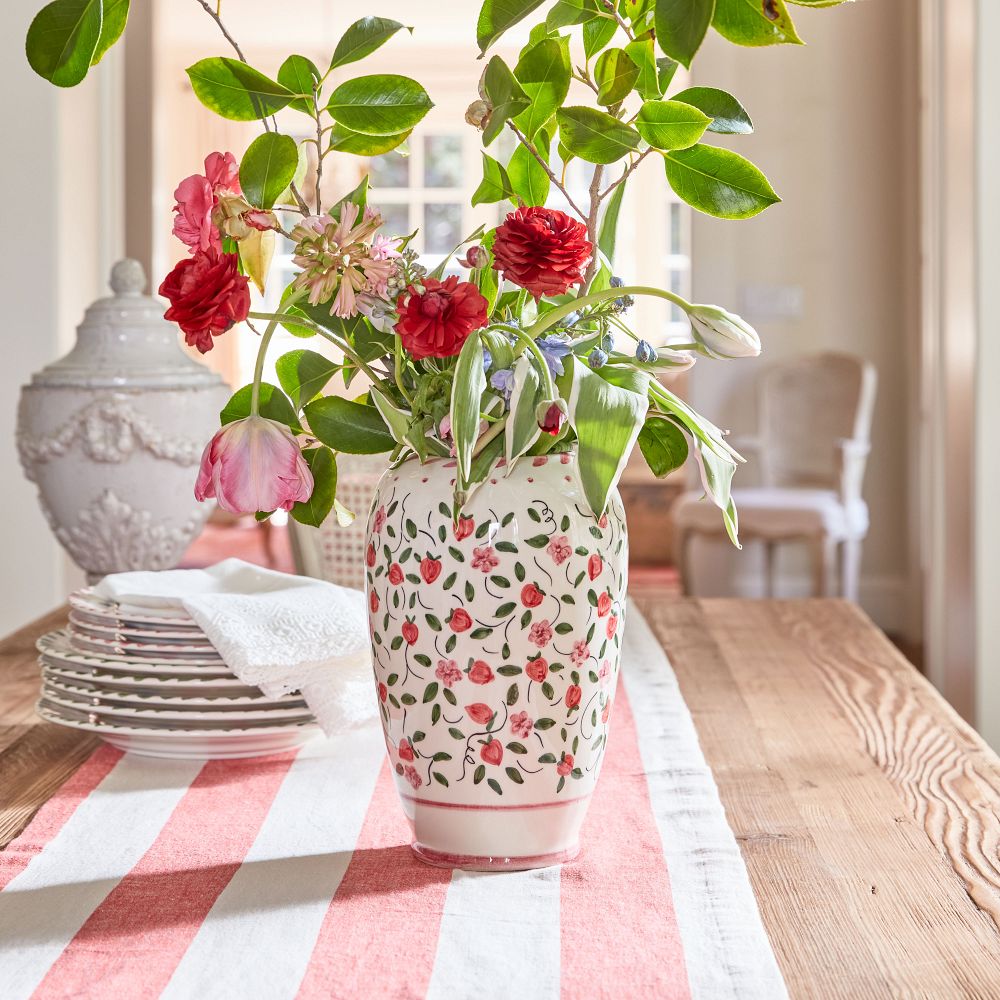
[[425, 867, 561, 1000], [623, 605, 788, 1000], [0, 754, 203, 1000], [161, 724, 385, 1000]]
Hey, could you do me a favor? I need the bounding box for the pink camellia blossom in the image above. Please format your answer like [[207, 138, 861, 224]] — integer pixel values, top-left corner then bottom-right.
[[471, 546, 499, 573], [203, 151, 240, 191], [547, 535, 572, 565], [570, 640, 591, 666], [528, 620, 553, 648], [510, 711, 533, 739], [435, 659, 463, 687], [194, 416, 314, 515], [172, 152, 241, 253]]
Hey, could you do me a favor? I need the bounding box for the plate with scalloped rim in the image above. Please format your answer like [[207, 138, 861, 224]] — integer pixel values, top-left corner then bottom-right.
[[67, 613, 210, 643], [66, 631, 222, 660], [39, 631, 227, 672], [69, 590, 199, 628], [40, 663, 272, 696]]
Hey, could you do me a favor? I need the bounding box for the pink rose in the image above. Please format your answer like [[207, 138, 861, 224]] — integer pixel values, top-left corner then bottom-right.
[[565, 685, 582, 709], [454, 516, 475, 540], [547, 535, 572, 565], [510, 711, 533, 739], [606, 615, 618, 639], [466, 703, 494, 725], [557, 752, 575, 776], [599, 660, 612, 688], [480, 740, 504, 766], [388, 564, 404, 586], [194, 416, 313, 515], [468, 660, 495, 684], [471, 546, 499, 573], [435, 659, 463, 687], [401, 621, 418, 645], [449, 608, 472, 633], [369, 591, 379, 614], [398, 738, 415, 762], [420, 557, 442, 584], [570, 640, 590, 667], [520, 583, 544, 608], [366, 543, 376, 567], [404, 764, 422, 789], [597, 592, 612, 617], [374, 505, 387, 533], [528, 620, 553, 648], [203, 151, 240, 191], [588, 554, 603, 580], [525, 657, 548, 683]]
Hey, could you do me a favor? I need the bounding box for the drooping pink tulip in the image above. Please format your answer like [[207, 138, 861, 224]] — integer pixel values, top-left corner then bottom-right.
[[194, 416, 314, 515]]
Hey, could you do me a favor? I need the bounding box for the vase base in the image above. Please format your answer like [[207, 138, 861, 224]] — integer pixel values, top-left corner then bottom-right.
[[410, 842, 579, 872]]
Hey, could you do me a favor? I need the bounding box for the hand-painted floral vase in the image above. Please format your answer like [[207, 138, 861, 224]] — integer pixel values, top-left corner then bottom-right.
[[365, 451, 627, 870]]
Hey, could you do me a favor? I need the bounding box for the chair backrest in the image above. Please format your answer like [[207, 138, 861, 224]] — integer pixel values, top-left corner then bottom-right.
[[757, 352, 877, 490]]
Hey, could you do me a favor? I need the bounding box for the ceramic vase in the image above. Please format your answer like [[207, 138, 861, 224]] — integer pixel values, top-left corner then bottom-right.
[[365, 451, 627, 870], [16, 259, 230, 582]]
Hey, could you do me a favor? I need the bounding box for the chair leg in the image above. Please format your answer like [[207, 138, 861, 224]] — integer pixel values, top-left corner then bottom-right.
[[763, 540, 776, 598], [840, 537, 862, 602], [811, 535, 835, 597], [677, 528, 694, 596]]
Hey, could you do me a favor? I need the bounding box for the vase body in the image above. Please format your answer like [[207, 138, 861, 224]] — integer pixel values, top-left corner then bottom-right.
[[365, 451, 627, 870], [16, 260, 229, 582]]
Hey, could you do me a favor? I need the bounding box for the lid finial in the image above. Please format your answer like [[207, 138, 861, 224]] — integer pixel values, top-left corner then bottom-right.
[[109, 258, 146, 296]]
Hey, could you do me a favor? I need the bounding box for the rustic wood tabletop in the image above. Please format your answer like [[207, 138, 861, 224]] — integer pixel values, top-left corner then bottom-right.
[[2, 595, 999, 998]]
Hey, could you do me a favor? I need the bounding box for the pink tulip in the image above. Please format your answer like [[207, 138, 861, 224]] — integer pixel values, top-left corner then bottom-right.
[[194, 416, 314, 514]]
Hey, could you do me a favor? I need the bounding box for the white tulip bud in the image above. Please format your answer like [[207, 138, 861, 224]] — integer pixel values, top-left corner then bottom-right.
[[687, 304, 761, 359]]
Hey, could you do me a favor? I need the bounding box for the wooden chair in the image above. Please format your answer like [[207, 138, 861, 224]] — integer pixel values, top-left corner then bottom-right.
[[672, 352, 877, 600]]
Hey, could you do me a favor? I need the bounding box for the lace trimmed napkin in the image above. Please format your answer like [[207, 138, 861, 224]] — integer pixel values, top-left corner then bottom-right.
[[91, 559, 373, 734]]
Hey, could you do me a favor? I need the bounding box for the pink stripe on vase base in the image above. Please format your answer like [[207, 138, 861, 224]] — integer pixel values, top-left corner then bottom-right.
[[411, 842, 580, 871]]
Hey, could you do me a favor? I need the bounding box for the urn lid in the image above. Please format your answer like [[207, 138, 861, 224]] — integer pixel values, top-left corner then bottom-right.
[[28, 259, 226, 389]]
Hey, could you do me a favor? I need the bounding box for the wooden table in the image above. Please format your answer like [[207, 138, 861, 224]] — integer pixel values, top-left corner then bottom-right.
[[2, 597, 999, 998]]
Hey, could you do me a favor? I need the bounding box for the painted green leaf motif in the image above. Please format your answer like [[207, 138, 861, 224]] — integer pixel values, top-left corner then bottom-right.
[[556, 107, 641, 165], [26, 0, 103, 87], [451, 332, 487, 483], [275, 349, 339, 410], [654, 0, 716, 68], [290, 447, 337, 527], [220, 383, 299, 431], [92, 0, 128, 66], [513, 37, 570, 140], [637, 416, 689, 477], [304, 396, 395, 454], [506, 767, 526, 784], [326, 75, 432, 136], [671, 86, 753, 135], [481, 56, 530, 146], [329, 17, 411, 71], [594, 49, 639, 107], [277, 54, 319, 114], [328, 124, 412, 156], [472, 153, 515, 206], [240, 132, 299, 210], [712, 0, 803, 46], [187, 58, 298, 121], [663, 144, 780, 219], [635, 100, 711, 151], [477, 0, 547, 54]]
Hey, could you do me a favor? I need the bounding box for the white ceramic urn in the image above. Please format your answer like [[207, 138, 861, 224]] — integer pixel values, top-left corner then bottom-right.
[[17, 259, 230, 581]]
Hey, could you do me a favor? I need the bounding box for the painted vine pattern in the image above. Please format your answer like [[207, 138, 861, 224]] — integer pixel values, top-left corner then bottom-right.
[[365, 454, 627, 799]]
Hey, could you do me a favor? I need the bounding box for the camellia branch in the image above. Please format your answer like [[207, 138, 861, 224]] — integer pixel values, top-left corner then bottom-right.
[[583, 163, 605, 290], [598, 0, 635, 40], [507, 121, 588, 223], [598, 149, 653, 200], [313, 94, 324, 216]]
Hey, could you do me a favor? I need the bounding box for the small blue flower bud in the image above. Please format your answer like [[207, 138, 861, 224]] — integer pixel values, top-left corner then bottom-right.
[[564, 311, 580, 328], [601, 333, 615, 353], [588, 348, 608, 370], [635, 339, 657, 363], [610, 276, 625, 288]]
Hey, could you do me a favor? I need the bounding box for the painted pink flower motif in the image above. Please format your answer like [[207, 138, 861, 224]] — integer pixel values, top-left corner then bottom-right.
[[606, 614, 618, 639], [374, 505, 387, 533], [510, 711, 533, 739], [388, 563, 404, 586], [565, 685, 582, 709], [525, 657, 548, 683], [398, 738, 415, 762], [435, 659, 463, 687], [598, 513, 609, 529], [570, 640, 591, 666], [599, 660, 612, 688], [588, 554, 603, 580], [547, 535, 572, 565], [597, 592, 612, 617], [557, 752, 575, 776], [453, 516, 475, 540], [471, 546, 499, 573], [468, 660, 495, 684], [404, 765, 422, 789], [528, 620, 553, 648]]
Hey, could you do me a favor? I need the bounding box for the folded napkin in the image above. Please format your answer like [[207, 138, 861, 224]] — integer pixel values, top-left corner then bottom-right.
[[92, 559, 374, 735]]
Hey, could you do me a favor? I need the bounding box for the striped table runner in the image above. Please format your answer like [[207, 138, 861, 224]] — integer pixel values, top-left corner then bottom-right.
[[0, 606, 786, 1000]]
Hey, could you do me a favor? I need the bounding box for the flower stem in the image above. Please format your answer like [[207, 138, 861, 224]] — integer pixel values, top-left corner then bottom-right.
[[393, 334, 413, 404], [505, 326, 558, 401], [527, 286, 692, 341], [249, 290, 307, 416]]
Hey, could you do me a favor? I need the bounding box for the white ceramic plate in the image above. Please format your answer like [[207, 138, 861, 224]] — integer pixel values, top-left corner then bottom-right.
[[41, 663, 269, 696], [39, 631, 227, 672], [67, 606, 204, 635], [69, 591, 198, 627], [67, 613, 209, 642], [67, 631, 221, 659]]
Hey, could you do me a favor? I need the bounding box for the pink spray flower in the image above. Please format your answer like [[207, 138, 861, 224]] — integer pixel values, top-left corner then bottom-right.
[[194, 416, 314, 515]]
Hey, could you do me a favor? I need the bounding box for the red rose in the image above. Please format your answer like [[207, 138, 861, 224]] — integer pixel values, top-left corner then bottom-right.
[[588, 554, 603, 580], [454, 516, 475, 540], [468, 660, 494, 684], [565, 684, 582, 709], [557, 752, 575, 776], [449, 608, 472, 633], [521, 583, 544, 608], [597, 592, 612, 617], [369, 591, 380, 614], [525, 657, 548, 683], [420, 557, 442, 584], [159, 248, 250, 354], [396, 276, 488, 360], [466, 703, 494, 725], [481, 740, 504, 766], [401, 621, 418, 645], [492, 207, 592, 299], [388, 564, 404, 586], [378, 682, 388, 703], [606, 615, 618, 639], [366, 543, 376, 567], [398, 738, 414, 762]]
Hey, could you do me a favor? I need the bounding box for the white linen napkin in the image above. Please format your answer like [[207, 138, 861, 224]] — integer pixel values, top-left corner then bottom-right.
[[91, 559, 374, 734]]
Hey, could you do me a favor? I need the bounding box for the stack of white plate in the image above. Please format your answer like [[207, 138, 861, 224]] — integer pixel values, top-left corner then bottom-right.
[[35, 589, 320, 760]]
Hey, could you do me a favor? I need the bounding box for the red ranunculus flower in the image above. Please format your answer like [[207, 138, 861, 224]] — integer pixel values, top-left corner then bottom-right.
[[588, 554, 603, 580], [521, 583, 544, 608], [481, 740, 504, 766], [466, 703, 494, 725], [401, 621, 419, 645], [597, 592, 612, 617], [454, 516, 475, 540], [468, 660, 494, 684], [395, 276, 488, 360], [525, 657, 548, 683], [369, 591, 379, 614], [159, 248, 250, 354], [449, 608, 472, 633], [565, 684, 582, 709], [492, 206, 592, 299], [420, 557, 442, 584], [388, 563, 404, 586]]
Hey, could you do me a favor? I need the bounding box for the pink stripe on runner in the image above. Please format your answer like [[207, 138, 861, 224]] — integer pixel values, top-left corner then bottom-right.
[[297, 762, 451, 1000], [560, 684, 693, 1000], [0, 745, 123, 892], [32, 750, 299, 1000]]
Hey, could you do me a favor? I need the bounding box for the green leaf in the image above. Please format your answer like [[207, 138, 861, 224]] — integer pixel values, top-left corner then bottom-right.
[[220, 383, 299, 430], [328, 124, 412, 156], [277, 54, 319, 114], [513, 37, 570, 140], [712, 0, 803, 46], [472, 153, 516, 207], [477, 0, 548, 54], [291, 447, 337, 527], [786, 0, 850, 5], [481, 56, 530, 146], [240, 132, 299, 210], [583, 15, 618, 61], [92, 0, 128, 66], [187, 58, 298, 121], [547, 0, 598, 29], [508, 135, 551, 206], [505, 354, 543, 463], [451, 333, 487, 482], [635, 100, 710, 151], [26, 0, 103, 87], [654, 0, 716, 68], [326, 75, 433, 136], [671, 86, 753, 134], [556, 107, 640, 164], [423, 682, 439, 703], [505, 767, 525, 784], [329, 17, 411, 71], [597, 179, 626, 264], [275, 349, 339, 410], [664, 143, 780, 219], [594, 49, 639, 106], [304, 396, 395, 454], [568, 358, 648, 514], [637, 417, 689, 477], [370, 387, 412, 447], [624, 37, 663, 101]]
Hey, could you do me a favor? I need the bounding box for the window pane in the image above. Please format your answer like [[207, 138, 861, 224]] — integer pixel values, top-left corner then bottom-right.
[[369, 152, 409, 188], [669, 269, 684, 322], [669, 202, 682, 256], [424, 135, 463, 188], [424, 203, 462, 254], [379, 203, 410, 238]]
